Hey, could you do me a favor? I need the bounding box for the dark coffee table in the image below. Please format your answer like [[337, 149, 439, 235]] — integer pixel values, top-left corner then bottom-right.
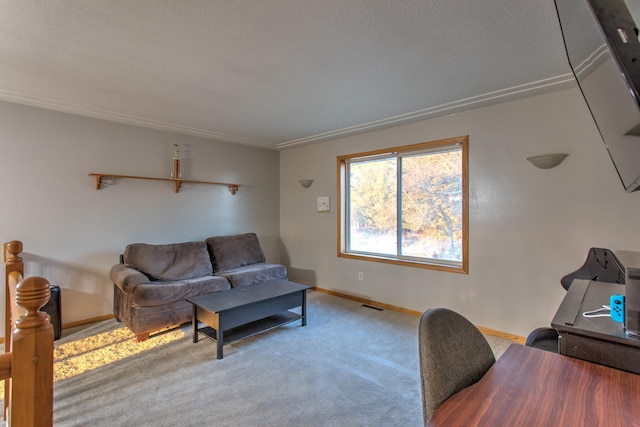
[[186, 279, 311, 359]]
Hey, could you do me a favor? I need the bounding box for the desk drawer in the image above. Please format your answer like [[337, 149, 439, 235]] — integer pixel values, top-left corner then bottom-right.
[[560, 332, 640, 374]]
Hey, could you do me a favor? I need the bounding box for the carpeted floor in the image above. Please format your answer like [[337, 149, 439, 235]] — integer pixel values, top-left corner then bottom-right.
[[2, 290, 513, 426]]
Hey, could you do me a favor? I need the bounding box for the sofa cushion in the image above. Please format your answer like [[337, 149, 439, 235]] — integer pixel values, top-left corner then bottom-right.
[[131, 275, 231, 307], [124, 242, 213, 281], [216, 263, 287, 288], [206, 233, 266, 273]]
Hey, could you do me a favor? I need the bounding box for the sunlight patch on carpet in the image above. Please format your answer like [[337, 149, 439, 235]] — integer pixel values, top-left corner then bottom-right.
[[0, 327, 187, 406], [53, 327, 187, 381]]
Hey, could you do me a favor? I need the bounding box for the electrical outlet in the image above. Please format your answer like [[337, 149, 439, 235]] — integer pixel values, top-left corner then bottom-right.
[[358, 272, 363, 280]]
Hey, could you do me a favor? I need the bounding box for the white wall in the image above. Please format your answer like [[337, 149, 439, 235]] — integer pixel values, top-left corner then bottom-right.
[[0, 101, 280, 335], [280, 87, 640, 337], [4, 86, 640, 340]]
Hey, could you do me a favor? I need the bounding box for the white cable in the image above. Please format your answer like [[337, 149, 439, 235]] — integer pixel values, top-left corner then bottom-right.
[[582, 305, 611, 318]]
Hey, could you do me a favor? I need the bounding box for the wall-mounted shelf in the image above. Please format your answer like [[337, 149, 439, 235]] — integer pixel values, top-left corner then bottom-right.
[[89, 173, 241, 194]]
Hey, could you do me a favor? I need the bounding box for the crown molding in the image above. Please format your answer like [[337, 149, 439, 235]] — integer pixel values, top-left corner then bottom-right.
[[0, 73, 576, 151], [0, 90, 277, 149], [276, 73, 576, 149], [573, 44, 609, 79]]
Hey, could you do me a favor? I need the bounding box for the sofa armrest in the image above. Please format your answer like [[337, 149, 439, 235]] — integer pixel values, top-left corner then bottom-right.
[[110, 264, 151, 295]]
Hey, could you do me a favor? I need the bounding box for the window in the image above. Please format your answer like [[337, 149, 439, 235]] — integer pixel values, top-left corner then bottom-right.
[[337, 136, 468, 273]]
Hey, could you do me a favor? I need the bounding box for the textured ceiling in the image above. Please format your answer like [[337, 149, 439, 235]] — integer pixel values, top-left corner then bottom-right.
[[0, 0, 574, 149]]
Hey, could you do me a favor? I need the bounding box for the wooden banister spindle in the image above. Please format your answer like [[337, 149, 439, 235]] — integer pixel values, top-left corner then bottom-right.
[[10, 276, 54, 427], [0, 352, 10, 380], [4, 240, 24, 335], [4, 240, 24, 421]]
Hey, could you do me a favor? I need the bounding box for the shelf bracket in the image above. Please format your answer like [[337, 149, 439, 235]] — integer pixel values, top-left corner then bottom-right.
[[93, 174, 103, 190], [228, 185, 239, 195]]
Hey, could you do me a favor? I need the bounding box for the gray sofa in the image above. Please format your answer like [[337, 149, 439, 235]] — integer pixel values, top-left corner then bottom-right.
[[110, 233, 287, 341]]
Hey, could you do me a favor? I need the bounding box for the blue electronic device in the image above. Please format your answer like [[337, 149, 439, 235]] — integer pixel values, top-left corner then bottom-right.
[[610, 294, 625, 323]]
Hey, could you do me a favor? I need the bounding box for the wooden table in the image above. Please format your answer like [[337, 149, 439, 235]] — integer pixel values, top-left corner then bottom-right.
[[428, 344, 640, 426]]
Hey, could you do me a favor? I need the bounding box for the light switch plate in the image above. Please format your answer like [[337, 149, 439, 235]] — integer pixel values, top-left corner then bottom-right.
[[317, 196, 330, 213]]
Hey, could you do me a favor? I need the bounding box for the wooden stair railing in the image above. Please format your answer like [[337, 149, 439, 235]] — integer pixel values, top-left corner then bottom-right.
[[3, 241, 54, 426], [3, 240, 22, 422]]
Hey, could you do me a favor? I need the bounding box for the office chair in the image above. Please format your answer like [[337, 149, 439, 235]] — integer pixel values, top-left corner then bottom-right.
[[526, 248, 625, 352], [419, 307, 496, 424]]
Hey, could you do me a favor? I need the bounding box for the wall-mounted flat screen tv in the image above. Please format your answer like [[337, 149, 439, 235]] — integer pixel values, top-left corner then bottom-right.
[[555, 0, 640, 192]]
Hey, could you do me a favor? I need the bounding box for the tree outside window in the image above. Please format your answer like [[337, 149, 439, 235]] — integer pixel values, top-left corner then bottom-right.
[[338, 136, 468, 273]]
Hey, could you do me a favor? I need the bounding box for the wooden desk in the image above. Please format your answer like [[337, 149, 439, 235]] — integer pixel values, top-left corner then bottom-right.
[[551, 279, 640, 374], [428, 344, 640, 426]]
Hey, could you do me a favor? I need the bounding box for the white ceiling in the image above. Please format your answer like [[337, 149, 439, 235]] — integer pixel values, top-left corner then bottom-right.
[[0, 0, 574, 150]]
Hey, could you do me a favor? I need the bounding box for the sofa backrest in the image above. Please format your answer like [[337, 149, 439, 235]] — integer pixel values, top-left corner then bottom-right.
[[205, 233, 266, 273], [124, 242, 213, 281]]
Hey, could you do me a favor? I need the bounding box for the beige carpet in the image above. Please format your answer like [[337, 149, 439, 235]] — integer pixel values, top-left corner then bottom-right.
[[1, 290, 513, 426]]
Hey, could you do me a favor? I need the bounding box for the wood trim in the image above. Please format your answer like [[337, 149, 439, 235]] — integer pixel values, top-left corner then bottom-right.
[[60, 314, 115, 330], [336, 135, 469, 274], [336, 135, 468, 161], [0, 353, 10, 381], [0, 314, 115, 344], [336, 252, 466, 273], [460, 135, 469, 273], [313, 285, 424, 317], [476, 326, 526, 345], [0, 291, 524, 347], [311, 285, 525, 344]]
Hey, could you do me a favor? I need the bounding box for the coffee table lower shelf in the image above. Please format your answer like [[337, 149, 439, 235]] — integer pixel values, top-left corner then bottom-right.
[[196, 311, 302, 345]]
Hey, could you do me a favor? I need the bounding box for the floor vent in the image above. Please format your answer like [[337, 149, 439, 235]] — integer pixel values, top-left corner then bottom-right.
[[362, 304, 384, 311]]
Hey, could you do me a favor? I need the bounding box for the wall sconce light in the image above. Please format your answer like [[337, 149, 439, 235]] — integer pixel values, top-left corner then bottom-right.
[[526, 154, 569, 169], [298, 179, 314, 188]]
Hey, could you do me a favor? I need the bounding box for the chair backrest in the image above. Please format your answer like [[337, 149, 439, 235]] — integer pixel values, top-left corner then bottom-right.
[[418, 307, 496, 424]]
